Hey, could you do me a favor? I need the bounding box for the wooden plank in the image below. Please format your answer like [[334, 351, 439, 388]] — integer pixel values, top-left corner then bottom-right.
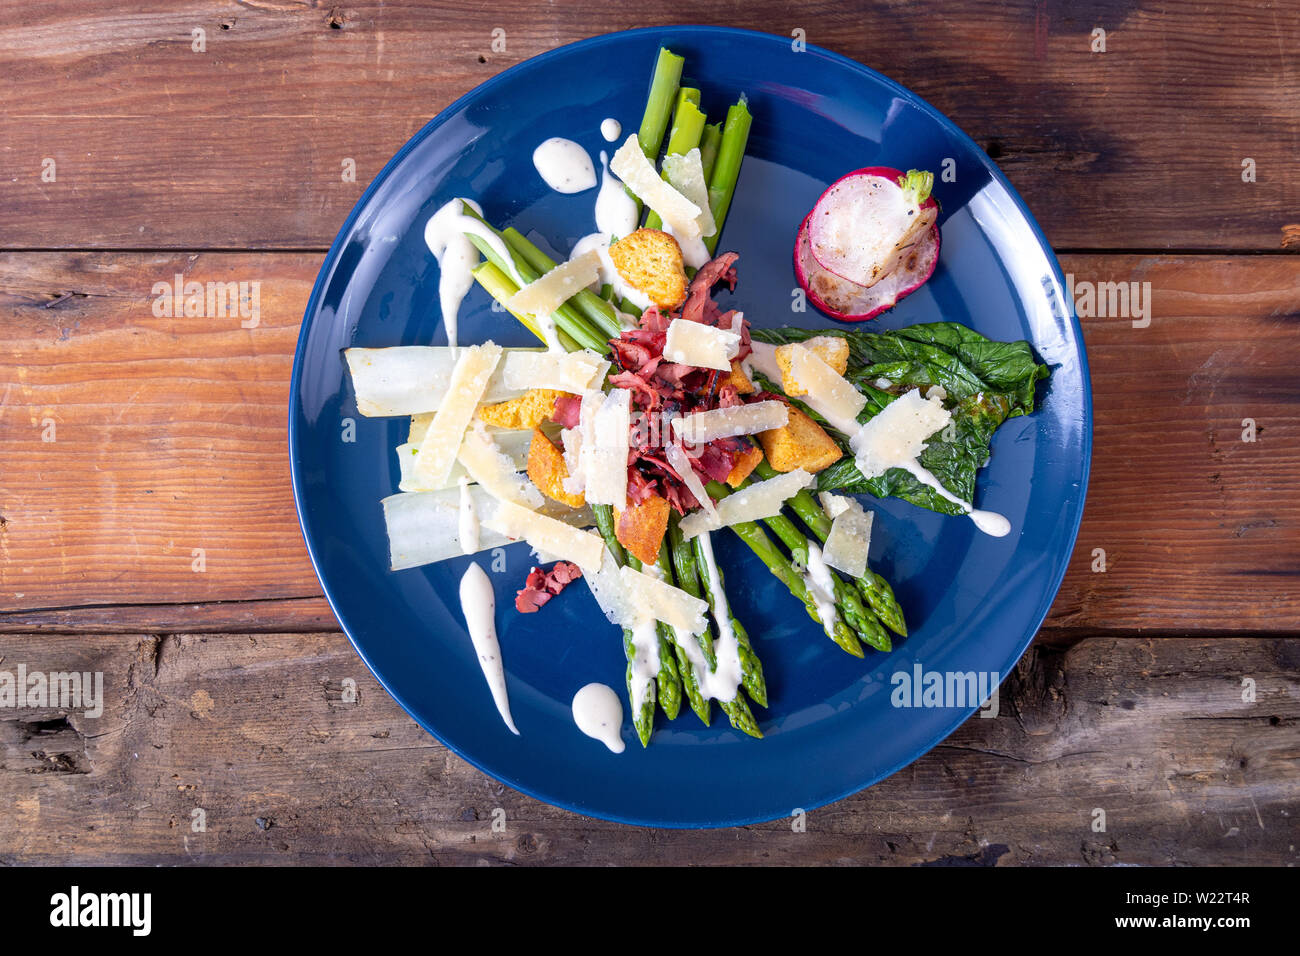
[[3, 252, 1297, 631], [0, 2, 1296, 249], [0, 631, 1293, 864]]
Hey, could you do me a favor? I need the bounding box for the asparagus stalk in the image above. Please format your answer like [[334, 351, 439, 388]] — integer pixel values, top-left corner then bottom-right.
[[671, 530, 762, 738], [656, 537, 711, 725], [698, 121, 723, 182], [592, 504, 657, 746], [626, 553, 683, 720], [703, 98, 751, 254], [629, 47, 685, 217], [753, 459, 907, 637], [691, 534, 768, 707]]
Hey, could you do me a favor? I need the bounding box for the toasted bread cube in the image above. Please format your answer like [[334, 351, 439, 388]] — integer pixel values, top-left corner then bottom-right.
[[614, 495, 671, 567], [726, 443, 765, 487], [757, 404, 843, 473], [775, 337, 851, 396], [720, 359, 756, 395], [527, 428, 585, 508], [478, 389, 567, 431], [608, 228, 688, 311]]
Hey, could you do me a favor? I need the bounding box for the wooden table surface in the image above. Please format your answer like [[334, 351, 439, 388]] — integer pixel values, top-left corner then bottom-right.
[[2, 2, 1297, 865]]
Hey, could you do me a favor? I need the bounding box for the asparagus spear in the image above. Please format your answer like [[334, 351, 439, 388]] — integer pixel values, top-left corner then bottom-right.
[[690, 534, 767, 706], [629, 47, 684, 218], [656, 537, 711, 725], [670, 523, 762, 738], [753, 459, 907, 637], [703, 98, 751, 254], [626, 552, 683, 721], [698, 121, 723, 183], [592, 504, 656, 746]]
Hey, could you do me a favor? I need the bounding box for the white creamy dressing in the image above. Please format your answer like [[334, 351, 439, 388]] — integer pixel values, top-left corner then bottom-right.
[[600, 117, 622, 142], [572, 683, 625, 753], [688, 532, 744, 703], [424, 198, 489, 352], [898, 460, 1012, 537], [457, 475, 479, 554], [532, 137, 597, 193], [662, 221, 710, 270], [458, 562, 519, 735], [627, 616, 661, 720], [594, 150, 639, 239], [802, 540, 840, 637], [570, 232, 652, 311]]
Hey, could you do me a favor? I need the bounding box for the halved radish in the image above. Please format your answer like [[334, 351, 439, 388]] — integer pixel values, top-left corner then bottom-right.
[[794, 211, 938, 322], [807, 168, 937, 289]]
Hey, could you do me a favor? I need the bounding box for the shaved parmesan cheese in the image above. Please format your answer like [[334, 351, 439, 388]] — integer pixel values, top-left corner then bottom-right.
[[678, 468, 814, 539], [481, 498, 606, 573], [410, 343, 503, 488], [818, 491, 853, 521], [663, 318, 741, 371], [665, 442, 719, 522], [507, 250, 601, 323], [456, 422, 544, 508], [610, 135, 702, 239], [559, 425, 584, 496], [584, 550, 708, 636], [573, 389, 630, 506], [346, 346, 531, 417], [821, 497, 874, 579], [381, 487, 592, 570], [849, 387, 950, 479], [500, 348, 608, 393], [662, 147, 717, 239], [671, 400, 789, 445], [397, 428, 531, 492], [784, 343, 866, 434]]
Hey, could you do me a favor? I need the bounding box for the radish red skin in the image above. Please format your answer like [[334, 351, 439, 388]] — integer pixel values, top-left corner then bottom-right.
[[806, 166, 940, 287], [794, 211, 939, 322]]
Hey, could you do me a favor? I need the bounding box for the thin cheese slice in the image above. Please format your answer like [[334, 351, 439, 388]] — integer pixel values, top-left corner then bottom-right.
[[679, 468, 814, 538], [410, 343, 503, 487], [821, 497, 875, 579], [585, 550, 708, 636], [610, 135, 702, 240], [785, 343, 866, 434], [663, 318, 740, 371], [665, 442, 719, 522], [382, 487, 592, 570], [671, 400, 789, 445], [850, 388, 951, 479], [345, 346, 525, 417], [662, 147, 717, 239], [575, 389, 630, 506], [397, 428, 531, 492], [481, 498, 606, 573], [507, 250, 602, 321], [500, 348, 608, 393], [456, 422, 543, 509], [819, 491, 853, 521]]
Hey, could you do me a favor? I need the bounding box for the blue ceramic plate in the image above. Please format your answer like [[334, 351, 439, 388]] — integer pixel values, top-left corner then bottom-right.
[[289, 26, 1090, 827]]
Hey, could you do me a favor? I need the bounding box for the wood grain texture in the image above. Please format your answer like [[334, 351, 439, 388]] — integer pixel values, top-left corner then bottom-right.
[[0, 631, 1293, 865], [0, 1, 1296, 250], [2, 252, 1296, 632]]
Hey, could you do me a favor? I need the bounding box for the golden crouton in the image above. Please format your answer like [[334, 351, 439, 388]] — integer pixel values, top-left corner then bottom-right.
[[775, 337, 851, 396], [478, 389, 567, 431], [608, 228, 688, 311], [726, 443, 765, 487], [527, 428, 585, 508], [614, 494, 671, 567], [757, 404, 842, 474], [720, 359, 756, 395]]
